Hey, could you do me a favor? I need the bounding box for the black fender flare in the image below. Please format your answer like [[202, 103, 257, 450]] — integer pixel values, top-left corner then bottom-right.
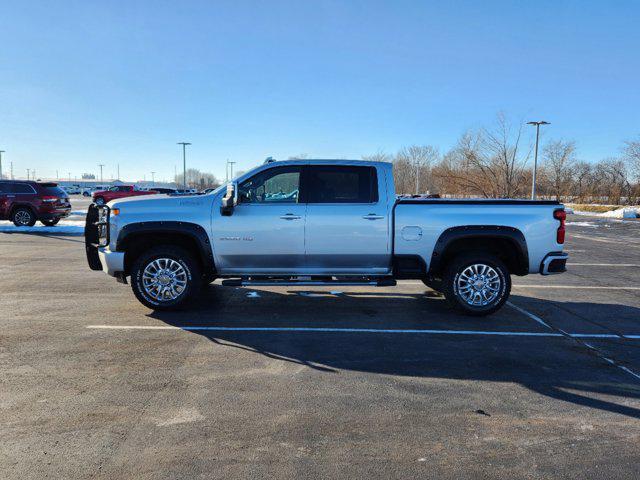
[[429, 225, 529, 275], [116, 221, 215, 273]]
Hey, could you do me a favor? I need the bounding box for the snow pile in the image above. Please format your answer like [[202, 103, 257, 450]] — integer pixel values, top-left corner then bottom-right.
[[566, 221, 599, 227], [600, 207, 639, 219], [0, 218, 86, 235]]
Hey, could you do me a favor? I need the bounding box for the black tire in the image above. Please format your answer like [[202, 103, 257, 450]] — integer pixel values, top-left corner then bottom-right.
[[41, 218, 60, 226], [12, 207, 36, 227], [130, 245, 202, 310], [442, 252, 511, 316], [83, 192, 90, 197], [94, 197, 105, 206]]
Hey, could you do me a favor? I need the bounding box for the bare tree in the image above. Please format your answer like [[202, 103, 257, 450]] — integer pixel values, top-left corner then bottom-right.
[[395, 145, 439, 194], [362, 151, 392, 163], [542, 139, 577, 200], [571, 161, 594, 203], [174, 168, 221, 189], [287, 153, 310, 160], [623, 136, 640, 181]]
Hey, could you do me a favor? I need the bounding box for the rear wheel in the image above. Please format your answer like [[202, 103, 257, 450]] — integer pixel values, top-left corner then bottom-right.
[[12, 208, 36, 227], [130, 245, 202, 310], [442, 253, 510, 316], [94, 197, 105, 206], [41, 218, 60, 226]]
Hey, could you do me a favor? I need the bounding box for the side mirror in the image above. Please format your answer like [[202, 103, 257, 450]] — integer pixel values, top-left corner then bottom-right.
[[220, 182, 238, 216]]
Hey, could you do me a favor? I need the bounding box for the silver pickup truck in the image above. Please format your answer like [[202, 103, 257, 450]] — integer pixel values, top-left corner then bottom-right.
[[85, 159, 568, 315]]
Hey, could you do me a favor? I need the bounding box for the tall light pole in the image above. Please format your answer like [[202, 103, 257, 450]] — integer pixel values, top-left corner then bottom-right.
[[527, 121, 550, 200], [228, 161, 236, 180], [0, 150, 5, 180], [27, 168, 30, 180], [151, 171, 155, 186], [177, 142, 191, 189], [117, 164, 120, 180], [98, 164, 105, 185]]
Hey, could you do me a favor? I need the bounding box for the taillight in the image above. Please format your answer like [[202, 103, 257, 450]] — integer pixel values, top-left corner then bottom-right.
[[554, 209, 566, 244], [41, 196, 58, 203]]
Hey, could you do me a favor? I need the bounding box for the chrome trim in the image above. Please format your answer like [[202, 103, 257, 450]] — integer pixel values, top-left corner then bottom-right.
[[541, 252, 568, 275]]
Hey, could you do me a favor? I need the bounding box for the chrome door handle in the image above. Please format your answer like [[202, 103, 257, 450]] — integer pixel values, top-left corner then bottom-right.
[[280, 214, 301, 220], [362, 214, 384, 220]]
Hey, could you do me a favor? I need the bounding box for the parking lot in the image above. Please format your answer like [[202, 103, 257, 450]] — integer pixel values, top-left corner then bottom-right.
[[2, 201, 640, 479]]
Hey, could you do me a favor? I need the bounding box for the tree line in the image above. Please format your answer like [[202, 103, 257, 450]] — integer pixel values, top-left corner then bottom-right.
[[364, 113, 640, 205]]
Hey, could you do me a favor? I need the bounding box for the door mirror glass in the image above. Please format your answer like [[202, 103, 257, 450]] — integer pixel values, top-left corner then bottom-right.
[[220, 182, 237, 216]]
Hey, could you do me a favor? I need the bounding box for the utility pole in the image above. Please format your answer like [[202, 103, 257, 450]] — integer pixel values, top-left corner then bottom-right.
[[0, 150, 4, 179], [27, 169, 30, 180], [177, 142, 191, 189], [56, 170, 59, 179], [98, 164, 105, 185], [225, 159, 229, 182], [228, 161, 236, 180], [10, 161, 13, 179], [33, 169, 36, 181], [151, 171, 155, 186], [68, 172, 71, 182], [117, 164, 120, 180], [527, 121, 550, 200]]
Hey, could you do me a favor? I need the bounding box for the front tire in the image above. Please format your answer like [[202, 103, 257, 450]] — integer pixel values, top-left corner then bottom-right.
[[131, 245, 202, 310], [12, 208, 36, 227], [41, 218, 60, 226], [442, 253, 510, 316]]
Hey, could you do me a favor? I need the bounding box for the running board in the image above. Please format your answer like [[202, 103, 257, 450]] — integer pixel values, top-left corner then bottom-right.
[[221, 277, 397, 287]]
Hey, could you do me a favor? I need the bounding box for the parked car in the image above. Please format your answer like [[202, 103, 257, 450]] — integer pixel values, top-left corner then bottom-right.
[[174, 188, 198, 195], [85, 159, 567, 314], [0, 180, 71, 226], [92, 185, 158, 205], [61, 185, 82, 195]]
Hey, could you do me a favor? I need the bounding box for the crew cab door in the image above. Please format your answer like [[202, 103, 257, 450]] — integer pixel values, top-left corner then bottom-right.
[[304, 165, 391, 274], [212, 165, 306, 274]]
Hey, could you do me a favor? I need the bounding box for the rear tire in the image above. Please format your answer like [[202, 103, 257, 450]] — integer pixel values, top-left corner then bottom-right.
[[41, 218, 60, 226], [442, 252, 510, 316], [130, 245, 202, 310], [94, 197, 105, 206], [12, 208, 36, 227]]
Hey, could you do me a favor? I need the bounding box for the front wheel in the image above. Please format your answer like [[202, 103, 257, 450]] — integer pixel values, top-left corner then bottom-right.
[[442, 253, 510, 316], [130, 245, 202, 310]]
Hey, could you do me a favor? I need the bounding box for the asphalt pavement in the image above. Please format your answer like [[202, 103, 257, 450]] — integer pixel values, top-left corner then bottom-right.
[[1, 203, 640, 479]]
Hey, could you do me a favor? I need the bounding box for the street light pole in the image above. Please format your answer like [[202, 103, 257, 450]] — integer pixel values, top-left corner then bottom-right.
[[527, 121, 550, 200], [228, 161, 236, 180], [177, 142, 191, 189], [98, 164, 105, 185], [151, 171, 155, 186], [27, 169, 30, 181]]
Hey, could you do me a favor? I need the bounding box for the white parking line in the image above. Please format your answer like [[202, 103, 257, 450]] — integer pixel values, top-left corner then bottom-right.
[[86, 325, 640, 339]]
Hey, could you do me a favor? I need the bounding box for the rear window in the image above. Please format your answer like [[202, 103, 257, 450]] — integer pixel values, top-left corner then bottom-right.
[[39, 185, 67, 197], [305, 166, 378, 203]]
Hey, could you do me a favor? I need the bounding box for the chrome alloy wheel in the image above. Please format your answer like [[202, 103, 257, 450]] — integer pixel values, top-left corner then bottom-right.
[[142, 258, 188, 302], [14, 210, 32, 225], [456, 263, 502, 307]]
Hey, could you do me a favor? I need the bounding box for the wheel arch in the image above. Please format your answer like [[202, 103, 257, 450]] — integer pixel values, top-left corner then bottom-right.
[[429, 226, 529, 277], [117, 222, 215, 275]]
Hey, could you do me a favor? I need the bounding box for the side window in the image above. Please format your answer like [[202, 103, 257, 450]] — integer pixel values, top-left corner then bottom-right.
[[305, 166, 378, 203], [118, 186, 130, 192], [8, 183, 35, 194], [238, 167, 301, 204]]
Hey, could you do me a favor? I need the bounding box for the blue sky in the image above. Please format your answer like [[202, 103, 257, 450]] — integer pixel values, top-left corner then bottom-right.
[[1, 0, 638, 182]]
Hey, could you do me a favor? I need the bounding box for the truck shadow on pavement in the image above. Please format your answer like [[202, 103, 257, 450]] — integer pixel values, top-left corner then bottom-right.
[[148, 286, 640, 420]]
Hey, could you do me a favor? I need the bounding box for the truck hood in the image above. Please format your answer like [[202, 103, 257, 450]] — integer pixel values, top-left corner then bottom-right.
[[109, 194, 212, 211]]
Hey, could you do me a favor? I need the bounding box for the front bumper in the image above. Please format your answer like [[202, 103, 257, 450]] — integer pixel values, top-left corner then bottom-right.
[[98, 248, 125, 276], [540, 252, 568, 275]]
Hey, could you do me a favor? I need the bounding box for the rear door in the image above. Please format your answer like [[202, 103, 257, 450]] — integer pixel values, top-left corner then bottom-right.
[[304, 165, 391, 274], [0, 182, 9, 218], [212, 165, 307, 274]]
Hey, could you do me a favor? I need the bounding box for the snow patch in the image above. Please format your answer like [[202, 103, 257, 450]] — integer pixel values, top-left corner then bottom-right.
[[573, 207, 639, 219], [566, 221, 599, 228], [0, 219, 85, 235]]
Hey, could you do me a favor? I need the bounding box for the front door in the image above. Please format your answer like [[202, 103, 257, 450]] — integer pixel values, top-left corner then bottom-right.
[[212, 165, 306, 274], [304, 165, 391, 275]]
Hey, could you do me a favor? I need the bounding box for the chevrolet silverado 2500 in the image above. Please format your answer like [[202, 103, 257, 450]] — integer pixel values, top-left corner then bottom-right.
[[85, 159, 567, 315]]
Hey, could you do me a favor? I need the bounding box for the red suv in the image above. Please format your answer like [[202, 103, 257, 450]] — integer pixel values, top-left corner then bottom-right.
[[0, 181, 71, 227], [92, 185, 158, 205]]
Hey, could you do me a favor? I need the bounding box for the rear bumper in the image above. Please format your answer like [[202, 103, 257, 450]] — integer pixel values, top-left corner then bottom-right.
[[39, 209, 71, 220], [540, 252, 568, 275], [98, 248, 125, 276]]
